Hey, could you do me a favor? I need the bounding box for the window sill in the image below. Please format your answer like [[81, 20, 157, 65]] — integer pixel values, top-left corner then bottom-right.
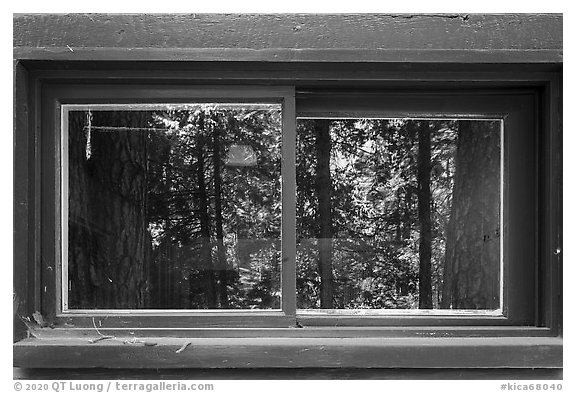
[[14, 335, 562, 369]]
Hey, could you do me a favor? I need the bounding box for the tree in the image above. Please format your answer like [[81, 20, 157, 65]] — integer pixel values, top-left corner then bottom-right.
[[416, 121, 433, 309], [441, 121, 500, 309], [68, 105, 283, 310], [149, 105, 282, 309], [212, 116, 229, 308], [194, 112, 219, 308], [69, 107, 494, 311], [68, 110, 151, 309], [315, 119, 334, 308]]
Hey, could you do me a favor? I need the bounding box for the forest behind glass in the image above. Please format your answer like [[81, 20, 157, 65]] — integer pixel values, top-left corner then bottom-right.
[[66, 105, 501, 311]]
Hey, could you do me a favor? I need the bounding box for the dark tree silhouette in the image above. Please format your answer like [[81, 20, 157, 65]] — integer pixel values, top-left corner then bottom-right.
[[68, 111, 150, 309], [314, 119, 334, 308], [417, 121, 433, 309]]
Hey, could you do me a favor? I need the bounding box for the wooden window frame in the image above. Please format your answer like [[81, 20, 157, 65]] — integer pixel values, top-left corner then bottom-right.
[[43, 84, 296, 328], [13, 62, 562, 368]]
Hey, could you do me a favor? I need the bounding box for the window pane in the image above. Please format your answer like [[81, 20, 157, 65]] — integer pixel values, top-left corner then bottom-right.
[[296, 119, 501, 310], [66, 104, 282, 309]]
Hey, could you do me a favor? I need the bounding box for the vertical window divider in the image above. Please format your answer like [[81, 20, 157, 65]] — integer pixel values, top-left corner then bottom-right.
[[281, 90, 297, 320], [60, 104, 69, 314]]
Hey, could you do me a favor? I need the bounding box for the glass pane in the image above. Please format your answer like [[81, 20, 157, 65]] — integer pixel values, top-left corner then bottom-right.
[[296, 118, 501, 310], [66, 104, 282, 309]]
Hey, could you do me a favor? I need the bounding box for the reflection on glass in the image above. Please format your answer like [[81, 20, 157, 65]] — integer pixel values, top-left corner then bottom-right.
[[66, 104, 282, 309], [296, 119, 501, 310]]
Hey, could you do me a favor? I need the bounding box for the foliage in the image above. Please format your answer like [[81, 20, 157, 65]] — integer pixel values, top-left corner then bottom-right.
[[70, 106, 490, 310], [296, 119, 457, 309], [145, 105, 282, 309]]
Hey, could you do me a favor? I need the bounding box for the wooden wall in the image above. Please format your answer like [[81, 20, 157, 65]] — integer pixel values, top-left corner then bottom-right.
[[14, 14, 562, 63]]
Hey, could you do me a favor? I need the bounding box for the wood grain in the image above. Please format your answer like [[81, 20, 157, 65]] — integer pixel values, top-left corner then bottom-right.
[[13, 367, 563, 380], [13, 14, 562, 63], [14, 336, 562, 368], [13, 61, 30, 341]]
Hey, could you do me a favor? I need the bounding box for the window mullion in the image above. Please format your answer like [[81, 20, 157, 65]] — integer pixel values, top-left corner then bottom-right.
[[281, 90, 297, 319]]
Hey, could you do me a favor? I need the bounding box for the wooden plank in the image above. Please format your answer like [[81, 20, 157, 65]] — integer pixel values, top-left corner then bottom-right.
[[13, 61, 29, 341], [503, 93, 538, 324], [19, 326, 555, 340], [21, 61, 562, 79], [43, 84, 295, 103], [47, 313, 518, 328], [52, 314, 295, 329], [297, 315, 510, 327], [40, 85, 58, 323], [296, 90, 536, 117], [12, 14, 562, 63], [13, 367, 564, 380], [540, 75, 562, 335], [13, 14, 562, 51], [13, 336, 563, 368], [12, 48, 563, 63], [30, 72, 43, 317], [281, 89, 297, 315]]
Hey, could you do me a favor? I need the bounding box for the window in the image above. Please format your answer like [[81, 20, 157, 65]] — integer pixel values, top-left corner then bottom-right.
[[13, 14, 562, 371], [37, 86, 297, 328], [296, 117, 503, 312], [61, 98, 509, 316], [63, 103, 283, 311], [293, 91, 542, 327]]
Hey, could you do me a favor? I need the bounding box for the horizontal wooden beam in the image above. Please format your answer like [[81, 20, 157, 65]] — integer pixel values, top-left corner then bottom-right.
[[14, 336, 562, 368], [12, 367, 564, 379], [13, 48, 562, 64], [13, 14, 562, 63], [20, 326, 555, 339], [14, 14, 562, 51]]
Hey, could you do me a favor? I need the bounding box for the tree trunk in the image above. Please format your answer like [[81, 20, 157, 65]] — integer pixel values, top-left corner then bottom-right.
[[196, 120, 218, 309], [315, 119, 334, 308], [212, 122, 229, 308], [162, 145, 173, 308], [68, 110, 150, 309], [441, 121, 500, 309], [402, 187, 413, 240], [68, 112, 97, 308], [417, 122, 433, 309]]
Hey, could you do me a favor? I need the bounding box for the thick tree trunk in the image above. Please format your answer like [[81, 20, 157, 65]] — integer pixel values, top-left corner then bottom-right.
[[441, 121, 500, 309], [417, 122, 433, 309], [68, 112, 97, 308], [315, 119, 334, 308], [68, 111, 150, 309]]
